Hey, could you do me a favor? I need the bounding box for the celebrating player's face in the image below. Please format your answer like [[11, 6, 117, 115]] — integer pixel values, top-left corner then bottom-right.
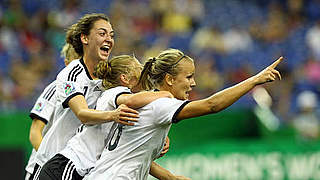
[[86, 19, 114, 62], [169, 59, 196, 100]]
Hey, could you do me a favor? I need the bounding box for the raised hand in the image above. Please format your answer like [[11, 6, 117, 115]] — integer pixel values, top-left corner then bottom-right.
[[112, 104, 139, 126], [253, 56, 284, 85]]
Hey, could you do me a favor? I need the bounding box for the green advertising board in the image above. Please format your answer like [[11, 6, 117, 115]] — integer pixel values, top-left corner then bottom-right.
[[149, 139, 320, 180], [1, 110, 319, 180]]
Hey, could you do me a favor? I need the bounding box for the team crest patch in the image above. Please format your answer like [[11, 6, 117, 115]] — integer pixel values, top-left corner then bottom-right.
[[64, 82, 76, 95], [35, 102, 44, 112]]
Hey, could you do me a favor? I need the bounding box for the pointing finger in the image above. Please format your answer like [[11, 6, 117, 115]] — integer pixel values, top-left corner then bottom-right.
[[270, 56, 284, 69]]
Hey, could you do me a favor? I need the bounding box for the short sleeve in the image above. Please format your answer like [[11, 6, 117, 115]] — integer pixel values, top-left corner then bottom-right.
[[152, 98, 190, 125], [56, 78, 84, 109], [29, 82, 57, 124], [96, 86, 131, 111]]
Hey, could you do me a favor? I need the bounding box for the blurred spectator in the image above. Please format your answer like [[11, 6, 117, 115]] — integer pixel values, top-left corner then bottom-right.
[[51, 0, 81, 29], [306, 21, 320, 60], [193, 55, 224, 99], [304, 57, 320, 83], [0, 0, 318, 125], [250, 2, 288, 43], [0, 71, 15, 110], [292, 90, 320, 140], [190, 25, 225, 55], [222, 26, 253, 53]]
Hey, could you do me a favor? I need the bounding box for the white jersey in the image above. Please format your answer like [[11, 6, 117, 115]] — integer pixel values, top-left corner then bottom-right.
[[25, 81, 57, 174], [60, 86, 131, 176], [35, 58, 103, 166], [85, 97, 190, 180]]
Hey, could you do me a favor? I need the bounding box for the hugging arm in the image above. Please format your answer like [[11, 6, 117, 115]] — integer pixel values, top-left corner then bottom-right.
[[69, 95, 139, 125], [117, 91, 173, 109], [177, 57, 284, 120]]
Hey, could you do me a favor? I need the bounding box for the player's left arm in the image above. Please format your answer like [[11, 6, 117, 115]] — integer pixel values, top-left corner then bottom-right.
[[117, 91, 173, 109], [149, 162, 191, 180], [29, 119, 46, 151], [176, 57, 284, 121]]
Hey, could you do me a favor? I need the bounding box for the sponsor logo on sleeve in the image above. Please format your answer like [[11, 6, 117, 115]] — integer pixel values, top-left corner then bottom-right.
[[35, 102, 44, 112], [64, 82, 76, 96]]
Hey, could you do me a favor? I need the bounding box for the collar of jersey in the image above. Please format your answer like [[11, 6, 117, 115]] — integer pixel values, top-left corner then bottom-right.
[[80, 57, 93, 80]]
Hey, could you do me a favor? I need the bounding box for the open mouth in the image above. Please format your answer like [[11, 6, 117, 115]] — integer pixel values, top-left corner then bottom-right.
[[100, 45, 110, 54], [186, 89, 192, 96], [186, 91, 190, 96]]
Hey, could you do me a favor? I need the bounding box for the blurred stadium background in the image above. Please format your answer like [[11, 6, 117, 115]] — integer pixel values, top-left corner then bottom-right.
[[1, 0, 320, 179]]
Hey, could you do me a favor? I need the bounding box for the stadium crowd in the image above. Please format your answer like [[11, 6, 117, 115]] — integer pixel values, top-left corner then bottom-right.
[[0, 0, 320, 133]]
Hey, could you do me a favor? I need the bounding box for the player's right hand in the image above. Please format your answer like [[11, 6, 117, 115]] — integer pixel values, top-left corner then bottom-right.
[[113, 104, 139, 126]]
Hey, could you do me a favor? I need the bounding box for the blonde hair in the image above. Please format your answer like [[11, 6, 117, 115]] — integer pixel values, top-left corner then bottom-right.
[[94, 55, 141, 89], [60, 43, 80, 64], [139, 48, 193, 90]]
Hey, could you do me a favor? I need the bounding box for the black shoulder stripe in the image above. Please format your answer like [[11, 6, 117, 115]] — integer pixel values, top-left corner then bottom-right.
[[73, 68, 83, 82], [70, 66, 83, 82], [43, 85, 55, 99], [44, 85, 56, 100], [67, 64, 80, 81], [47, 89, 56, 101]]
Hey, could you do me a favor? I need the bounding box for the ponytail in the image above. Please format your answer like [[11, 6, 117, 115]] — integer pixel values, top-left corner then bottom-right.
[[139, 57, 157, 90]]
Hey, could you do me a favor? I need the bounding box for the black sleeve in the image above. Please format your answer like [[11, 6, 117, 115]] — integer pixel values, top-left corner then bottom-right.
[[172, 101, 191, 124], [29, 113, 48, 124], [62, 92, 84, 108], [114, 92, 132, 108]]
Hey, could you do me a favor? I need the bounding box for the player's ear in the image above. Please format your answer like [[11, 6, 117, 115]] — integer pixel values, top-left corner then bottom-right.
[[120, 74, 129, 85], [81, 34, 88, 45], [164, 73, 174, 86]]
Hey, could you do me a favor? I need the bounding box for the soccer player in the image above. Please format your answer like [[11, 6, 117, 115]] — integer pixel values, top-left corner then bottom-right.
[[25, 43, 80, 180], [31, 13, 139, 179], [85, 49, 284, 179], [38, 55, 186, 180]]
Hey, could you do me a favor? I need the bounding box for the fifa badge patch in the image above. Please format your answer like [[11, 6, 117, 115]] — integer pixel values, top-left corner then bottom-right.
[[35, 102, 44, 112], [64, 82, 75, 95]]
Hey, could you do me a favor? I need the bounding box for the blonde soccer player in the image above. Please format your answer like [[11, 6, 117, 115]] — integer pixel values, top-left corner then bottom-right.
[[85, 49, 283, 180], [38, 55, 186, 180]]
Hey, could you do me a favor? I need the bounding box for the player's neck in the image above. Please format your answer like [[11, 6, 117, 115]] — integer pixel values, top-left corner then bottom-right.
[[158, 85, 170, 92], [82, 56, 99, 79]]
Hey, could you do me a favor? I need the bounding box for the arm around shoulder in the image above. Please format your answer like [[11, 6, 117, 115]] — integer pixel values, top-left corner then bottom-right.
[[68, 95, 139, 125], [117, 91, 173, 109]]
